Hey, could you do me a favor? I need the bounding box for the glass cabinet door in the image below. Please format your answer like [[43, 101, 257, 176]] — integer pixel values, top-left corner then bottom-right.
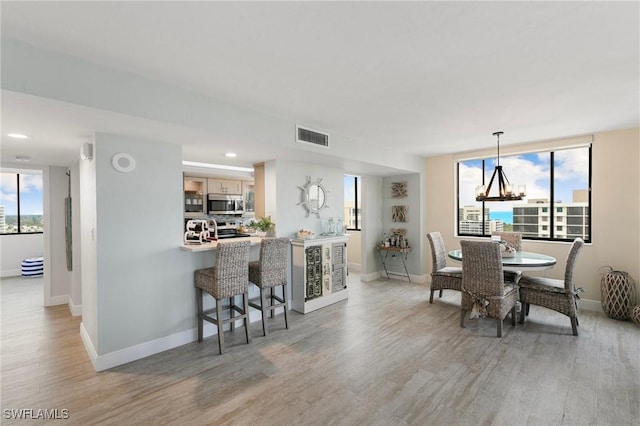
[[243, 181, 255, 213], [184, 177, 206, 216]]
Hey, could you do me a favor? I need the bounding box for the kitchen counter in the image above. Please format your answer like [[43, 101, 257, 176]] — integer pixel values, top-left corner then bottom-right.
[[180, 236, 264, 252]]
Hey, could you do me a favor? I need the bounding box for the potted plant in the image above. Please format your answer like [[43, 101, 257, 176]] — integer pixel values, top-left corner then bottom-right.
[[248, 216, 275, 237]]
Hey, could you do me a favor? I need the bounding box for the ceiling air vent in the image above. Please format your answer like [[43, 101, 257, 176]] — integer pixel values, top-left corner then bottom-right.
[[296, 125, 329, 148]]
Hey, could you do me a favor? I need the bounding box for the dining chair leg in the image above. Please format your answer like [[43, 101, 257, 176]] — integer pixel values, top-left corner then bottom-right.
[[243, 292, 251, 344], [439, 289, 443, 298], [511, 306, 516, 326], [429, 289, 435, 304], [460, 310, 466, 328], [496, 318, 503, 338], [216, 299, 225, 355], [519, 303, 527, 324], [570, 317, 579, 336], [197, 288, 203, 343]]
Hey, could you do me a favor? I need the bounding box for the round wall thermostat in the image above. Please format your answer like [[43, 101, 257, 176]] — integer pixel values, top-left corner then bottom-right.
[[111, 153, 136, 173]]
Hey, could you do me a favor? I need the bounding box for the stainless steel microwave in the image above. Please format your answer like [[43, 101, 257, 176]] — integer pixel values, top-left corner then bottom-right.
[[207, 193, 244, 215]]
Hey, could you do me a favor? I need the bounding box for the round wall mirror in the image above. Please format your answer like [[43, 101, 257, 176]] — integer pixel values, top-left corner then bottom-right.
[[298, 177, 329, 218]]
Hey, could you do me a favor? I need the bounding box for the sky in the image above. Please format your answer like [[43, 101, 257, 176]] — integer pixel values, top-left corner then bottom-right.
[[458, 146, 590, 215], [0, 172, 44, 215]]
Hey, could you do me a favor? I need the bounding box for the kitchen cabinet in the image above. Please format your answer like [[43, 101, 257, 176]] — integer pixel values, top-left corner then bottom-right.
[[291, 235, 348, 314], [184, 176, 206, 217], [207, 178, 242, 194], [242, 181, 255, 214]]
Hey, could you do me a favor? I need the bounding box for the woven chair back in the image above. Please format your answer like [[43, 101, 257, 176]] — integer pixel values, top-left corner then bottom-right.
[[460, 240, 504, 297], [563, 238, 584, 291], [492, 231, 522, 251], [427, 232, 447, 272], [212, 240, 251, 298], [256, 237, 289, 288]]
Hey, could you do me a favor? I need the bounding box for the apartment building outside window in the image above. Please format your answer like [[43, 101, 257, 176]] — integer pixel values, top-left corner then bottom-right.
[[457, 145, 591, 242]]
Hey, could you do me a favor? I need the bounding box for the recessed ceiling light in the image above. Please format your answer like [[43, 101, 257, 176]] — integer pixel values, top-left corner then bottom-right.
[[14, 155, 31, 162], [8, 133, 29, 139], [225, 152, 237, 158]]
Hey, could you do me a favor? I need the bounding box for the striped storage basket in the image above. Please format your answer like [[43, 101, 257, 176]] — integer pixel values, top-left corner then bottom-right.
[[21, 257, 44, 277]]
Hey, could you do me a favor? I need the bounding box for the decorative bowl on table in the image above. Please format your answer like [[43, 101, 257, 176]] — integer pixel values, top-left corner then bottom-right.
[[296, 229, 315, 240]]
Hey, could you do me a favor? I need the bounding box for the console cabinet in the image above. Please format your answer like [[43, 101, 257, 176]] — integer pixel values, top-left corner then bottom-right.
[[291, 235, 348, 314]]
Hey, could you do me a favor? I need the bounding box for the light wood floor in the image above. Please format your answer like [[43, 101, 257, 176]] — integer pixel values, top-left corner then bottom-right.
[[1, 274, 638, 425]]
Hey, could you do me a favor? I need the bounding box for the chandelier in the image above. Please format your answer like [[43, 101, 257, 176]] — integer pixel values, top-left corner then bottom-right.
[[475, 131, 526, 202]]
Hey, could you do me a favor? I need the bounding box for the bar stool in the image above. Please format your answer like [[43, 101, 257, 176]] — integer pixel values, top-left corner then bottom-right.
[[248, 238, 290, 336], [194, 240, 251, 354]]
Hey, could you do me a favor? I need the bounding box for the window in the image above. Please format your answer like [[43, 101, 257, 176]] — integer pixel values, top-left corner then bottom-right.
[[0, 171, 44, 234], [344, 175, 361, 231], [457, 145, 591, 242]]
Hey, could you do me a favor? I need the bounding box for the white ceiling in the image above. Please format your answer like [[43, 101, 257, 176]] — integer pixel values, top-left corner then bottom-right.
[[1, 1, 638, 172]]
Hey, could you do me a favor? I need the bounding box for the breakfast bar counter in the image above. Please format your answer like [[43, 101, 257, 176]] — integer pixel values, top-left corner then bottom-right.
[[180, 236, 264, 252]]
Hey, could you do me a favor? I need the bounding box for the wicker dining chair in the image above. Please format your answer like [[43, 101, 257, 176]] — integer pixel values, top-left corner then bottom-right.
[[426, 232, 463, 303], [518, 238, 585, 336], [248, 237, 290, 336], [194, 240, 251, 354], [460, 240, 519, 338], [491, 231, 523, 284]]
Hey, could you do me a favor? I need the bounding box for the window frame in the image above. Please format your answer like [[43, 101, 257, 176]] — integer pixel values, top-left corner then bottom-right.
[[344, 175, 361, 231], [0, 172, 44, 235], [456, 144, 592, 243]]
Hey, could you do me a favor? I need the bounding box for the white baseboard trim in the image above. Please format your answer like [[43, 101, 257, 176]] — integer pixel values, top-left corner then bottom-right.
[[68, 296, 82, 317], [48, 294, 68, 306], [1, 269, 21, 278], [80, 322, 99, 371], [82, 307, 273, 372], [580, 298, 604, 313], [360, 271, 382, 282], [347, 262, 361, 272]]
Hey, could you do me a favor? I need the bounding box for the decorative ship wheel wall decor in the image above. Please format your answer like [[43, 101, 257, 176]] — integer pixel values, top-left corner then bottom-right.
[[298, 176, 329, 218]]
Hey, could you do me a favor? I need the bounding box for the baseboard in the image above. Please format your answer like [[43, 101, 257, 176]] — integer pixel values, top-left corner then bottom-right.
[[68, 296, 82, 317], [82, 307, 274, 372], [48, 294, 68, 306], [80, 322, 99, 371], [360, 271, 382, 282], [347, 262, 361, 272], [580, 298, 604, 313], [1, 269, 21, 278]]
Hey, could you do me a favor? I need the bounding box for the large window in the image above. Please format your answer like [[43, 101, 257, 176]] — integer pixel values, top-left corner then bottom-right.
[[457, 145, 591, 242], [0, 171, 44, 234], [344, 175, 361, 231]]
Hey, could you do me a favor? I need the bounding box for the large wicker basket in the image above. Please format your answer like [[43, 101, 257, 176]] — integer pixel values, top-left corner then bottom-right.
[[601, 269, 636, 320]]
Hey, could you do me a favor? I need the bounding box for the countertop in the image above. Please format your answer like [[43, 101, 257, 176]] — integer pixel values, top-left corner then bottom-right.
[[180, 236, 264, 252]]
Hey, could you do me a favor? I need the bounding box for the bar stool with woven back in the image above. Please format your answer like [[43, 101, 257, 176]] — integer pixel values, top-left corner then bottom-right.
[[248, 237, 290, 336], [194, 240, 251, 354]]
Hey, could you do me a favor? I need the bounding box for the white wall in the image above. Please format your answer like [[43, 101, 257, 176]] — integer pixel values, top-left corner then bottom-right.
[[69, 159, 82, 315], [272, 159, 345, 238], [48, 166, 71, 302], [0, 233, 43, 277], [381, 173, 425, 281], [360, 175, 384, 280], [425, 127, 640, 307]]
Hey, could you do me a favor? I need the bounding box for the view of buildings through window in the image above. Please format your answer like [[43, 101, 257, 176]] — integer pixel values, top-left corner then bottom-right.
[[0, 171, 44, 234], [344, 175, 361, 231], [457, 146, 591, 242]]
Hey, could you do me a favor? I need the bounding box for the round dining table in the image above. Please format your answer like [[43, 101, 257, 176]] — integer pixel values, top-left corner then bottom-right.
[[448, 249, 556, 272]]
